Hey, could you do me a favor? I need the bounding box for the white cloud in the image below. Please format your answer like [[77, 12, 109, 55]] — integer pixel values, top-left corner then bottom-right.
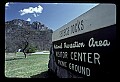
[[5, 2, 10, 7], [36, 14, 39, 16], [26, 18, 31, 21], [33, 13, 37, 17], [33, 13, 40, 17], [19, 5, 43, 17]]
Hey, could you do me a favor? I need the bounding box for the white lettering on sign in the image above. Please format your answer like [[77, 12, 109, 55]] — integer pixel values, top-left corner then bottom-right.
[[88, 37, 110, 47], [88, 53, 92, 64], [64, 41, 85, 48], [54, 38, 111, 77], [58, 60, 67, 67], [69, 63, 90, 76], [52, 4, 116, 77], [56, 51, 68, 59], [70, 52, 100, 65], [94, 53, 100, 65], [54, 43, 62, 49]]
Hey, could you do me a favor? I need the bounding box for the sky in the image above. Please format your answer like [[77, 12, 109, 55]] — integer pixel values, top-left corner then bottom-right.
[[5, 2, 99, 31]]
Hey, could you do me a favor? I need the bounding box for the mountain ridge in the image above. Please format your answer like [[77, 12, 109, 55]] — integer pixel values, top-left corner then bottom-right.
[[5, 19, 53, 53]]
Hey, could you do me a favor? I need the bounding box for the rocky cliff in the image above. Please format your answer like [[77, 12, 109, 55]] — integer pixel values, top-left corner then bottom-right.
[[5, 19, 53, 53]]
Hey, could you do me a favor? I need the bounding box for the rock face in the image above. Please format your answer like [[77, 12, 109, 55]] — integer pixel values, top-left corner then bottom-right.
[[5, 19, 53, 53]]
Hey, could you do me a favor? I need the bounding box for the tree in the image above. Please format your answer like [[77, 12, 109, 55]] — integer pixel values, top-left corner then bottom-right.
[[13, 27, 32, 58], [5, 19, 53, 57]]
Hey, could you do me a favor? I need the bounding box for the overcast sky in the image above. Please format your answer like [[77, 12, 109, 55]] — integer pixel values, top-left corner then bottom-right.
[[5, 2, 99, 31]]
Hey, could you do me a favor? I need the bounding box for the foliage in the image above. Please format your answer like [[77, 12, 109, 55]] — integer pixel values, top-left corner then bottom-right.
[[26, 45, 37, 53]]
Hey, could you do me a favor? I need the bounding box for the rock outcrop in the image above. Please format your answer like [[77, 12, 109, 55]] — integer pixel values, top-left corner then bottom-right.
[[5, 19, 53, 53]]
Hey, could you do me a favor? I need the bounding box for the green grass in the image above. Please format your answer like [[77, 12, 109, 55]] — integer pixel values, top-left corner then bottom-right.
[[5, 53, 49, 78]]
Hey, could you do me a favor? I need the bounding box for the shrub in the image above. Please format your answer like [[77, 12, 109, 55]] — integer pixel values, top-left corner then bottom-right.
[[26, 45, 37, 53]]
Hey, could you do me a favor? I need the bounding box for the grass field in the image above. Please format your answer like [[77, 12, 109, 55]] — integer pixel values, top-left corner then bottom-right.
[[5, 52, 49, 78]]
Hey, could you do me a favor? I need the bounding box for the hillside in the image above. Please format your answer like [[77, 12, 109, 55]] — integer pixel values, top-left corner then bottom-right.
[[5, 19, 53, 53]]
